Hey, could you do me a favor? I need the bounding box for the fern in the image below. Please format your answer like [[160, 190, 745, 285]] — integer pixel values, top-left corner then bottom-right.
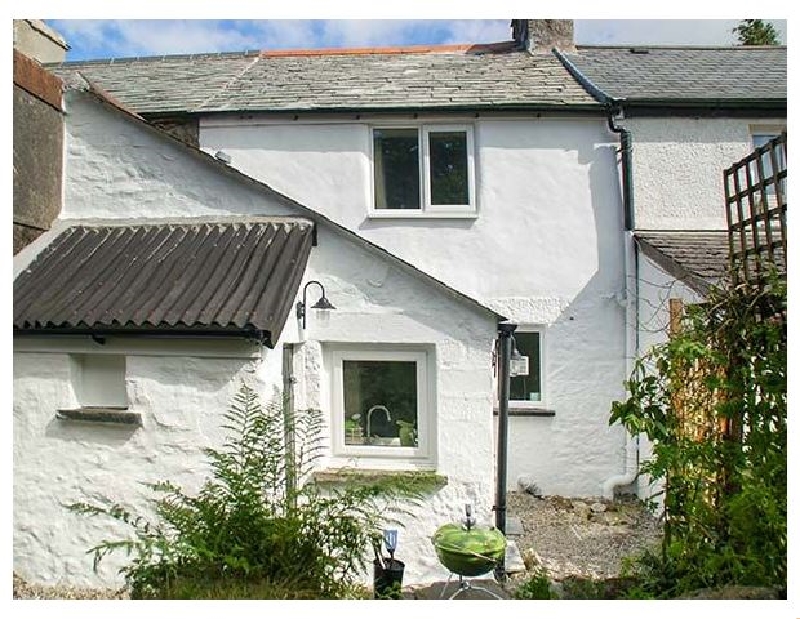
[[67, 383, 420, 599]]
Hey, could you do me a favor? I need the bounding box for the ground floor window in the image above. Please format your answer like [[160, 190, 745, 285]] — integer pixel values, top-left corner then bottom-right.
[[330, 348, 431, 461], [510, 329, 544, 406]]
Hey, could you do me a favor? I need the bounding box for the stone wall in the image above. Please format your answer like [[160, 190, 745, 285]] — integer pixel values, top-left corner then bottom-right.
[[13, 50, 63, 254]]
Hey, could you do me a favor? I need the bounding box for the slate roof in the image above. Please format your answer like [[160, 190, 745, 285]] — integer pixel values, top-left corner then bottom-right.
[[563, 45, 787, 103], [14, 219, 314, 347], [635, 231, 732, 294], [47, 44, 600, 114]]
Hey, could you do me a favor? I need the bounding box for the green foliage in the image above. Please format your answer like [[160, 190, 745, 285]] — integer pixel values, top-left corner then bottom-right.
[[560, 576, 632, 600], [314, 469, 447, 495], [513, 567, 557, 600], [68, 384, 420, 599], [733, 19, 780, 45], [611, 274, 786, 598]]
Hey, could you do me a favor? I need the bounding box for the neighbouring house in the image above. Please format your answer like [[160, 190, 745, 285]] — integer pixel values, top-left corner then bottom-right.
[[13, 80, 502, 587], [559, 41, 787, 497], [13, 19, 69, 64], [13, 49, 64, 253]]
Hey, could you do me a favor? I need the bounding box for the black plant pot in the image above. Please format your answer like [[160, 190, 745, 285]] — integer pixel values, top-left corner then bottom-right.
[[373, 558, 405, 599]]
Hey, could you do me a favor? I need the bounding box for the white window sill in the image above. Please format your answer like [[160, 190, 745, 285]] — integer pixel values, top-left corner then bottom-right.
[[367, 210, 478, 220]]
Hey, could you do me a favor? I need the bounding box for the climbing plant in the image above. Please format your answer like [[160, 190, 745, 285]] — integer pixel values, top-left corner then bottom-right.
[[610, 272, 786, 597]]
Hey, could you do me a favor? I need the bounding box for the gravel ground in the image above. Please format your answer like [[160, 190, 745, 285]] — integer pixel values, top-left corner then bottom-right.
[[506, 491, 663, 583], [14, 492, 662, 599], [13, 573, 129, 600]]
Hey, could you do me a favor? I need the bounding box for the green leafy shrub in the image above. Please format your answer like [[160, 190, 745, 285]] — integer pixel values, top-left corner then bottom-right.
[[611, 274, 786, 598], [513, 567, 557, 600], [69, 383, 419, 599]]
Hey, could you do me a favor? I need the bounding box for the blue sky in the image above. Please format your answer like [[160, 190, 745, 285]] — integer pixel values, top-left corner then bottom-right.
[[45, 19, 788, 62]]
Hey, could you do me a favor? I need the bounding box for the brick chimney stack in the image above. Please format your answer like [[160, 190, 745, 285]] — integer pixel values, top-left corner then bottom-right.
[[511, 19, 574, 53]]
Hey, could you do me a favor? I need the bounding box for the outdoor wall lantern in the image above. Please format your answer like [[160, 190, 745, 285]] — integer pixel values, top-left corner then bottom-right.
[[509, 338, 529, 378], [296, 280, 335, 329]]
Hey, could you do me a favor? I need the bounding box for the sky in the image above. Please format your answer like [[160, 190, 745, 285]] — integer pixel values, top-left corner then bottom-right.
[[44, 19, 788, 62]]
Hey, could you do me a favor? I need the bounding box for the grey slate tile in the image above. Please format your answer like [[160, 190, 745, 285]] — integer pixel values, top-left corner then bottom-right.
[[564, 46, 786, 101]]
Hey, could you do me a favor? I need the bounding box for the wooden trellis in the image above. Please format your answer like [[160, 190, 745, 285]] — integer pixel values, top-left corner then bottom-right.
[[724, 132, 787, 290]]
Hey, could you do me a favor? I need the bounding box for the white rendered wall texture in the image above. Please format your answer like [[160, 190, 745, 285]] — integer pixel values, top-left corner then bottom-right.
[[627, 117, 786, 231], [634, 254, 705, 503], [14, 91, 498, 587], [200, 115, 631, 498]]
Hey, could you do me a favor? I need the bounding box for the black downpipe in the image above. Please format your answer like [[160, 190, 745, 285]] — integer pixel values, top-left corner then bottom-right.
[[282, 344, 297, 505], [494, 322, 516, 576], [607, 105, 635, 231]]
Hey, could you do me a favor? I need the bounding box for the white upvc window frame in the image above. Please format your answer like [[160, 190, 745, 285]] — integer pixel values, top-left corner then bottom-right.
[[330, 348, 434, 465], [369, 123, 477, 218], [508, 327, 547, 410]]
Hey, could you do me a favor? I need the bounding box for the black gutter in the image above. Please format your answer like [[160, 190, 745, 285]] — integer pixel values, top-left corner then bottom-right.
[[622, 97, 786, 109], [13, 326, 272, 345], [621, 104, 786, 119], [147, 103, 607, 119]]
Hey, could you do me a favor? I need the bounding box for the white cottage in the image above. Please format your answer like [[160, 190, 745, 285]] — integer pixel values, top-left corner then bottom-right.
[[561, 40, 787, 497], [19, 17, 787, 588], [13, 83, 503, 587], [49, 20, 633, 502]]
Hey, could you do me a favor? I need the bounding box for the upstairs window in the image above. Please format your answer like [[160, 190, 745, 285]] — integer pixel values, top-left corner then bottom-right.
[[372, 125, 476, 215], [751, 132, 786, 196]]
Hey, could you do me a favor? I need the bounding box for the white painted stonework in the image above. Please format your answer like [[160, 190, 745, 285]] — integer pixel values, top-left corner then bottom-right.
[[200, 114, 631, 498], [14, 90, 498, 588], [633, 253, 705, 502], [626, 117, 786, 231]]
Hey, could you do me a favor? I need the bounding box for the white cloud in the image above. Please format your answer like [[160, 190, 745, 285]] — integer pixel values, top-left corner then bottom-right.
[[576, 19, 787, 46], [245, 20, 317, 50], [441, 20, 512, 45], [49, 18, 787, 60]]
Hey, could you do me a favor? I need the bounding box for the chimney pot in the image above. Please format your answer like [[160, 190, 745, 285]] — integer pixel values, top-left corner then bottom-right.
[[512, 19, 574, 53]]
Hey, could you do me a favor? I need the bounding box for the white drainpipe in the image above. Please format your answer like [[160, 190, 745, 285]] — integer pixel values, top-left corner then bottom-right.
[[602, 230, 640, 500]]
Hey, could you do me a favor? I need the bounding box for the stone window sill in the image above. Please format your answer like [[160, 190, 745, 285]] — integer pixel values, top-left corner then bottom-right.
[[312, 468, 448, 492], [56, 407, 142, 426], [493, 408, 555, 418]]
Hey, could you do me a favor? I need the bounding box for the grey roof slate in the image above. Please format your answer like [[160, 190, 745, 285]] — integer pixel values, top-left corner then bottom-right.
[[563, 46, 786, 102], [14, 219, 314, 346], [635, 231, 732, 294], [48, 45, 599, 114]]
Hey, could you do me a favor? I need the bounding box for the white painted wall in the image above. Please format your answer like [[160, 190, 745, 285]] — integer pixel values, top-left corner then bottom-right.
[[200, 115, 631, 498], [626, 117, 786, 231], [14, 90, 498, 588], [634, 253, 705, 503]]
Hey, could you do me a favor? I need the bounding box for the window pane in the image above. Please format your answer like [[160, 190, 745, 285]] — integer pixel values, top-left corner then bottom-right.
[[373, 129, 420, 210], [510, 332, 541, 402], [429, 131, 469, 205], [343, 359, 418, 447], [752, 134, 785, 194]]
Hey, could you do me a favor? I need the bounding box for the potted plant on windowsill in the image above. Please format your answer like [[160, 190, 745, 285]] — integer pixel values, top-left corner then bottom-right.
[[345, 415, 365, 445], [396, 420, 417, 447]]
